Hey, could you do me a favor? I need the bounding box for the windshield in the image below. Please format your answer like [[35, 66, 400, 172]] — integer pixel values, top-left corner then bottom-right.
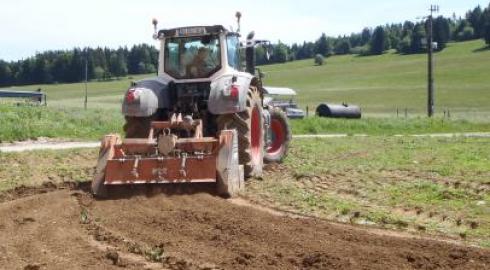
[[164, 35, 221, 79]]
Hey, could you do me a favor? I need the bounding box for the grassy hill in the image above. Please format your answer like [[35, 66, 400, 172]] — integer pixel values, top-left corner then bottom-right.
[[6, 73, 150, 110], [2, 40, 489, 141], [261, 40, 490, 120], [9, 40, 490, 119]]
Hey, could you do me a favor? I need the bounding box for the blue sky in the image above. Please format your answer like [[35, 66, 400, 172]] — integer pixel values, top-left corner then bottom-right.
[[0, 0, 487, 61]]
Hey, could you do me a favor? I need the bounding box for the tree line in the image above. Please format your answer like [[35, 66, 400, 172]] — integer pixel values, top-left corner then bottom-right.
[[0, 44, 158, 86], [0, 3, 489, 87], [257, 3, 490, 64]]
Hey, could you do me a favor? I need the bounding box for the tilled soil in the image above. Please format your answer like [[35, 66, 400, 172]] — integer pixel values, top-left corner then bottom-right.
[[0, 184, 489, 270]]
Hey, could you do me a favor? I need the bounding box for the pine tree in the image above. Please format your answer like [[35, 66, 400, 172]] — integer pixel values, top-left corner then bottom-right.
[[315, 33, 329, 56], [272, 42, 289, 63], [334, 39, 351, 55], [0, 61, 12, 86], [361, 28, 372, 46], [411, 23, 427, 53], [370, 26, 388, 55], [484, 4, 490, 45], [110, 52, 128, 77], [433, 16, 451, 50], [467, 6, 483, 37]]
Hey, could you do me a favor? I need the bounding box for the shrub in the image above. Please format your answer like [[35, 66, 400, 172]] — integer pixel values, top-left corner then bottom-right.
[[314, 54, 324, 66], [350, 45, 370, 56], [397, 36, 412, 54], [456, 26, 475, 41]]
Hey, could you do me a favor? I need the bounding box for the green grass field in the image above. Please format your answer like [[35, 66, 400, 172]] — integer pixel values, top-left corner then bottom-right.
[[261, 40, 490, 120], [6, 73, 150, 110], [8, 39, 490, 118], [291, 117, 490, 135], [0, 105, 123, 142], [1, 39, 489, 142]]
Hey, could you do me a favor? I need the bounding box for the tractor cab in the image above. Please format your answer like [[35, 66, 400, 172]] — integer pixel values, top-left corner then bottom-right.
[[154, 25, 241, 81]]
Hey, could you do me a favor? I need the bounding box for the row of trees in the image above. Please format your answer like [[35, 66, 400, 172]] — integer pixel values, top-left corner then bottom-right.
[[0, 44, 158, 86], [261, 3, 490, 63], [0, 4, 489, 86]]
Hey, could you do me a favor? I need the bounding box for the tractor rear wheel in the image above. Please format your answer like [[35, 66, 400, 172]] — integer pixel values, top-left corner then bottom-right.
[[217, 87, 264, 178], [264, 107, 291, 163], [123, 116, 154, 138]]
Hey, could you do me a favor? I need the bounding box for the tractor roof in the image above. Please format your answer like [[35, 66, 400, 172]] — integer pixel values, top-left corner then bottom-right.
[[263, 87, 297, 96], [158, 25, 234, 38]]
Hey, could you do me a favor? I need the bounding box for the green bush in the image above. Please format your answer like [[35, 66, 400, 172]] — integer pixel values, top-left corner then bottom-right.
[[314, 54, 324, 66], [350, 45, 370, 56], [457, 26, 476, 41]]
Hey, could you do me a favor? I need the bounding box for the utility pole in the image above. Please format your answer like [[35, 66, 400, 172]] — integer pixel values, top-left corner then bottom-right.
[[84, 48, 88, 110], [427, 5, 439, 117]]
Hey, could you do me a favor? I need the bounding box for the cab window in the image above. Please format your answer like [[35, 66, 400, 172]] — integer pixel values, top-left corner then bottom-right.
[[226, 35, 240, 70], [164, 35, 221, 79]]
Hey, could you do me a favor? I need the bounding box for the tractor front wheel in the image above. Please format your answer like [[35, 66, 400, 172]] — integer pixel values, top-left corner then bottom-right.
[[264, 107, 291, 163]]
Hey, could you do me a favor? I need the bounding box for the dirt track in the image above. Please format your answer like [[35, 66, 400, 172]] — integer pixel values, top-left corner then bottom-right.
[[3, 132, 490, 153], [0, 184, 489, 270]]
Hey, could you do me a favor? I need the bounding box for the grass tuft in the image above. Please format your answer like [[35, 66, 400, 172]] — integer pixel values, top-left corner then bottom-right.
[[291, 116, 490, 135], [0, 105, 123, 142]]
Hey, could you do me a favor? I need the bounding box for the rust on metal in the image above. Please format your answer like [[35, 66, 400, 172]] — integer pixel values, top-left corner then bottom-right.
[[105, 156, 216, 184], [102, 116, 219, 185], [150, 113, 203, 139]]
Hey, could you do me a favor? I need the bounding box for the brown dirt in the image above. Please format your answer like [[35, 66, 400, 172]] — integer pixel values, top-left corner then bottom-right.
[[0, 184, 489, 270]]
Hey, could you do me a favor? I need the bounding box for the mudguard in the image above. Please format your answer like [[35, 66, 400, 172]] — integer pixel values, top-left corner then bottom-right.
[[122, 77, 170, 117], [208, 73, 254, 115]]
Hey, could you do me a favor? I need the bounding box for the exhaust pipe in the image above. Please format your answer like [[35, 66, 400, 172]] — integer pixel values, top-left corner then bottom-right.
[[245, 31, 256, 75]]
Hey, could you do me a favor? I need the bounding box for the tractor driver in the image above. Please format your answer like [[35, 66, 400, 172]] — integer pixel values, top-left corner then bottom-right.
[[188, 47, 211, 77]]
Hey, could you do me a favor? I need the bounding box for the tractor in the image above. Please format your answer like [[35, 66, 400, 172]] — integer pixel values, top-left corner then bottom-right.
[[92, 13, 291, 198]]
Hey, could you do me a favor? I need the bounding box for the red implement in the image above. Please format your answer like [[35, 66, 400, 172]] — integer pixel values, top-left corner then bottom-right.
[[92, 116, 243, 198]]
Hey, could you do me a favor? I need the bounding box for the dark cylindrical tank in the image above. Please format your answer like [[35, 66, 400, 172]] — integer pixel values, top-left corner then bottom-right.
[[316, 103, 362, 119]]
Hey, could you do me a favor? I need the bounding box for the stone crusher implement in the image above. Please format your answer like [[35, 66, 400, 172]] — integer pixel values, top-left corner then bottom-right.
[[92, 114, 243, 197]]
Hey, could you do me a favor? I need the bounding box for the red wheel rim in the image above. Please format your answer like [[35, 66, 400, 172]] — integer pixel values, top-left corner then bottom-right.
[[267, 119, 285, 156], [251, 106, 261, 164]]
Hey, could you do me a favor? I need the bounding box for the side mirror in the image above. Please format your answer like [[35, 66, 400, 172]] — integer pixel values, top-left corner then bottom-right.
[[247, 31, 255, 41], [245, 32, 255, 74]]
